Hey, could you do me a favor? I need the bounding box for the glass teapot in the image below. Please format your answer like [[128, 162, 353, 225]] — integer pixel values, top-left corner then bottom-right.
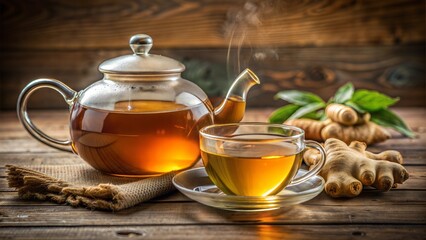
[[17, 34, 260, 177]]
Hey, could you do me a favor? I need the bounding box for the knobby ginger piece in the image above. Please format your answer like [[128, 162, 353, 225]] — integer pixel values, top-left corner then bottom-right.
[[303, 138, 408, 198], [325, 103, 370, 126]]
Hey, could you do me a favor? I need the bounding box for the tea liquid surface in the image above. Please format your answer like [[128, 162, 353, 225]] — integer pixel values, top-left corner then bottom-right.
[[70, 100, 212, 176], [201, 137, 302, 196]]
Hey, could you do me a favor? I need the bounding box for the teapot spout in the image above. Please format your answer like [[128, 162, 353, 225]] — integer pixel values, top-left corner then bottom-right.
[[214, 68, 260, 124]]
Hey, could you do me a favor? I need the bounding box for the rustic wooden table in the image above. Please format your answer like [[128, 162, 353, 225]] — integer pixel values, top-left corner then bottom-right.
[[0, 108, 425, 239]]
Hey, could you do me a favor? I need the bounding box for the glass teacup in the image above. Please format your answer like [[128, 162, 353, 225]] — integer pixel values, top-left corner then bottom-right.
[[199, 123, 326, 196]]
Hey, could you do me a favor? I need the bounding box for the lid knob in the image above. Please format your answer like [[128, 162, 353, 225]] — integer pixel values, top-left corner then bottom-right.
[[129, 34, 153, 55]]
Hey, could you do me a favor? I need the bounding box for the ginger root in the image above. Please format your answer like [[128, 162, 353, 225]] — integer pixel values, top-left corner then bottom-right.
[[304, 138, 409, 198], [285, 103, 390, 145], [285, 119, 326, 141], [285, 118, 390, 145], [321, 122, 390, 145], [325, 103, 370, 125]]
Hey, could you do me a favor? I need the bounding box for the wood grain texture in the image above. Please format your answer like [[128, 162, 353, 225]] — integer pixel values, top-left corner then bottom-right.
[[1, 0, 425, 110], [1, 0, 424, 49], [1, 45, 424, 109], [0, 109, 425, 239], [0, 225, 424, 240], [0, 204, 425, 226]]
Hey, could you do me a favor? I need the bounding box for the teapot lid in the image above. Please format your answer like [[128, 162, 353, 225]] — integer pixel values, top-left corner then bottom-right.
[[99, 34, 185, 77]]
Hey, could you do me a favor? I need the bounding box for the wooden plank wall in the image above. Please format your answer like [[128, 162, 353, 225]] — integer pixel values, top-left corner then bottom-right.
[[0, 0, 425, 110]]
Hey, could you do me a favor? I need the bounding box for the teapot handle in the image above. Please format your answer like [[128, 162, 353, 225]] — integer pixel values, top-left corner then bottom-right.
[[17, 79, 77, 152]]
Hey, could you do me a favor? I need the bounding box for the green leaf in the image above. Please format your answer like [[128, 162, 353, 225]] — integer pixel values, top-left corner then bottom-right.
[[344, 101, 366, 114], [288, 102, 326, 120], [370, 108, 415, 138], [334, 83, 354, 103], [275, 90, 324, 105], [351, 90, 399, 112], [268, 104, 300, 123], [301, 110, 325, 120]]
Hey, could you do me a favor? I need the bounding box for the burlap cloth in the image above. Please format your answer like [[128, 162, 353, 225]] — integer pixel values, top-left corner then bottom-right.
[[6, 164, 177, 211]]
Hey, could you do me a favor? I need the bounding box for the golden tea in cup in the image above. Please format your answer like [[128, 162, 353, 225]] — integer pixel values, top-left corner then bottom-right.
[[199, 123, 325, 196]]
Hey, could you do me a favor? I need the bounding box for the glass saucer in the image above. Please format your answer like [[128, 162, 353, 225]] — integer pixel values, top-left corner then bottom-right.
[[172, 167, 324, 212]]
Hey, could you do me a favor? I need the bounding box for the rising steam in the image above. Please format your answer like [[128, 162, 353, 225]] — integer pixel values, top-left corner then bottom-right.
[[224, 1, 279, 81]]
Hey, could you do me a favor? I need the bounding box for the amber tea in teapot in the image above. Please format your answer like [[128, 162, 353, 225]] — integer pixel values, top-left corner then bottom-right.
[[71, 100, 213, 176]]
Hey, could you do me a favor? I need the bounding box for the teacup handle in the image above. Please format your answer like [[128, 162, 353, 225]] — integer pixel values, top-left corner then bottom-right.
[[17, 79, 77, 152], [289, 140, 326, 186]]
